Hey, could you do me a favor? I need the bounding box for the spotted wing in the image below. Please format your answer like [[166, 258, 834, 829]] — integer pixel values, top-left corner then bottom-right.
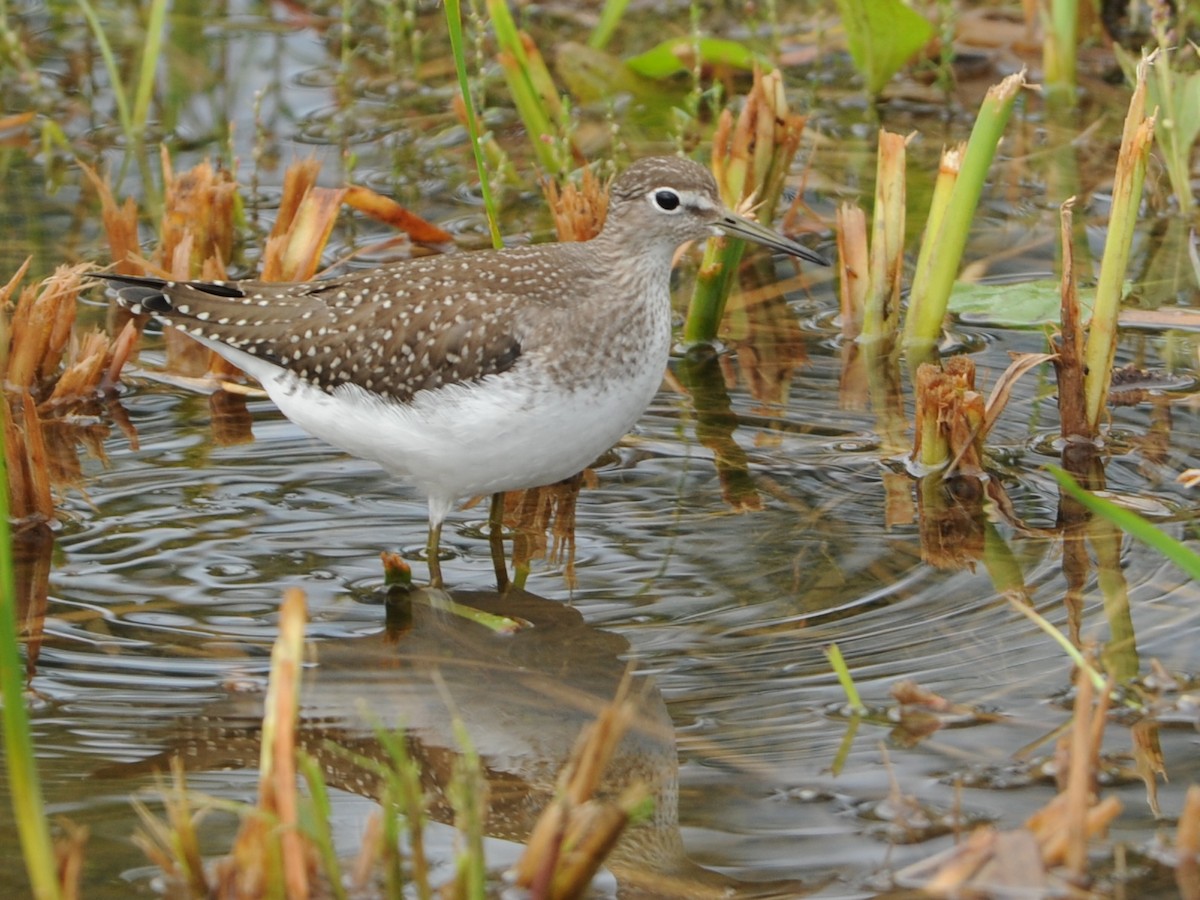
[[99, 266, 525, 402]]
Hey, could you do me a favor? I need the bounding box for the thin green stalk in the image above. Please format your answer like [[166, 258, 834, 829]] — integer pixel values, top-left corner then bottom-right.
[[1083, 56, 1155, 430], [444, 0, 503, 248], [824, 643, 866, 714], [449, 720, 487, 900], [902, 145, 958, 361], [76, 0, 161, 214], [376, 726, 432, 900], [0, 451, 61, 898], [589, 0, 631, 49], [1006, 598, 1107, 693], [296, 753, 348, 900], [131, 0, 168, 137], [380, 784, 406, 897], [1049, 465, 1200, 580], [903, 71, 1025, 359], [76, 0, 134, 140]]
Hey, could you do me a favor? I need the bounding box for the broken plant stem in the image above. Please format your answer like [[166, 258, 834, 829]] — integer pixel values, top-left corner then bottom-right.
[[862, 130, 907, 343]]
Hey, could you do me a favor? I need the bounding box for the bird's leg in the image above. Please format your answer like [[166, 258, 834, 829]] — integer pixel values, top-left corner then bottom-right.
[[426, 520, 444, 588], [488, 491, 510, 591]]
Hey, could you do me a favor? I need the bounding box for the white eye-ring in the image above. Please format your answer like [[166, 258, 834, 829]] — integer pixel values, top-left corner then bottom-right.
[[650, 187, 682, 213]]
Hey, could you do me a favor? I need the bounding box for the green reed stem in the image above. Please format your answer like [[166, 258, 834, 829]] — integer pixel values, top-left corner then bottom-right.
[[1007, 596, 1107, 693], [0, 445, 61, 898], [683, 237, 746, 344], [444, 0, 503, 248], [76, 0, 133, 141], [1042, 0, 1078, 103], [373, 725, 432, 900], [902, 70, 1024, 361], [75, 0, 162, 215]]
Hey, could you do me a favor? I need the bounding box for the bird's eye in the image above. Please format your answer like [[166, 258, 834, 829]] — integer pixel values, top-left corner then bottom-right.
[[653, 189, 681, 212]]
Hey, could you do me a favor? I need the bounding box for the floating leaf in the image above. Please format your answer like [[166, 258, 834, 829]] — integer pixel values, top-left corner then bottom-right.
[[834, 0, 934, 95], [948, 280, 1096, 328], [625, 36, 769, 79]]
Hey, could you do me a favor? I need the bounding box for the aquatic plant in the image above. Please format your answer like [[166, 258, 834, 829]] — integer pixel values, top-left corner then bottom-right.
[[445, 0, 503, 247], [833, 0, 934, 96], [484, 0, 577, 181], [1115, 1, 1200, 217], [129, 589, 643, 898], [1050, 466, 1200, 581], [74, 0, 168, 210]]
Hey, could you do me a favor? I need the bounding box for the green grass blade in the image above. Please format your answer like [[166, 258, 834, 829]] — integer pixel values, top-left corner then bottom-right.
[[1048, 465, 1200, 581], [444, 0, 503, 249], [131, 0, 168, 135], [296, 752, 348, 900], [824, 642, 866, 715], [0, 444, 62, 898], [76, 0, 134, 140], [588, 0, 631, 49]]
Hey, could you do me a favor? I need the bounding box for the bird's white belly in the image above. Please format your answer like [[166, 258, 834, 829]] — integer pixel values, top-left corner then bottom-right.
[[210, 340, 664, 514], [192, 313, 669, 523]]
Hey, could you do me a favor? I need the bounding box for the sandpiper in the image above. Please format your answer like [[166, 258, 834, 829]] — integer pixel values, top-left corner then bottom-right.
[[98, 156, 828, 586]]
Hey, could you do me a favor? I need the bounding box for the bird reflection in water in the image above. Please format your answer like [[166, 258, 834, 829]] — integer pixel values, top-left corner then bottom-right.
[[102, 587, 807, 898]]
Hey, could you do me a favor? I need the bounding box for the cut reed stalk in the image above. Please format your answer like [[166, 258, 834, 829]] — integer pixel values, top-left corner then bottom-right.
[[514, 677, 644, 898], [1083, 55, 1155, 432], [903, 144, 961, 361], [1053, 198, 1090, 439], [836, 203, 869, 342], [861, 129, 907, 343]]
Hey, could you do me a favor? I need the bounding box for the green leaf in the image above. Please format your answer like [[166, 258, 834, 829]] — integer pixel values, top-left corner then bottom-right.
[[625, 36, 769, 79], [835, 0, 934, 95]]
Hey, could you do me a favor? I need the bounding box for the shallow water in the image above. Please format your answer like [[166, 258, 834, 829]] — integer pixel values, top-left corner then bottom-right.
[[4, 2, 1200, 897]]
